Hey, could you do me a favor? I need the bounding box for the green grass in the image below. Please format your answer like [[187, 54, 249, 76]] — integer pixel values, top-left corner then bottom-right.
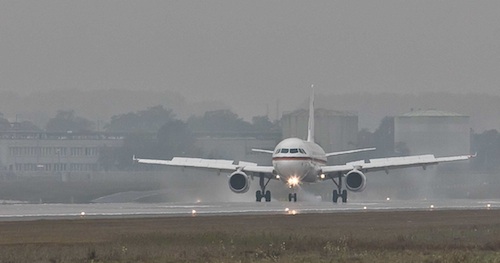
[[1, 210, 500, 262]]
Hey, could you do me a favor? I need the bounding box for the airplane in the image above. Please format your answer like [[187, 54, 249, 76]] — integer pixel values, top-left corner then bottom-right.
[[134, 87, 474, 203]]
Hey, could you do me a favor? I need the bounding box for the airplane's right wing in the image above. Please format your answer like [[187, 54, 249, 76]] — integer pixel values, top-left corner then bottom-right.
[[134, 156, 275, 176], [321, 154, 474, 175]]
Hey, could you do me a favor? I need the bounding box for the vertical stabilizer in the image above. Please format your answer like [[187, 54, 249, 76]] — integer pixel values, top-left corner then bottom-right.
[[307, 85, 315, 142]]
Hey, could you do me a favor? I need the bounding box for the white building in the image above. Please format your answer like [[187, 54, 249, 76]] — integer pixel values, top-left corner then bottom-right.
[[0, 131, 123, 176]]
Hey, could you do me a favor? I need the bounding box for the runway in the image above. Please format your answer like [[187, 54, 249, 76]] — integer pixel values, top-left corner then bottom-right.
[[0, 199, 498, 221]]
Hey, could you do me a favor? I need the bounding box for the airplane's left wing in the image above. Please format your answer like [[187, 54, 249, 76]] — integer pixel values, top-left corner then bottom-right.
[[133, 156, 274, 175], [321, 154, 474, 174]]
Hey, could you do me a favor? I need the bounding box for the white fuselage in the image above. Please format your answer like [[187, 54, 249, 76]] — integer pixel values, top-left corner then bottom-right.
[[272, 138, 327, 185]]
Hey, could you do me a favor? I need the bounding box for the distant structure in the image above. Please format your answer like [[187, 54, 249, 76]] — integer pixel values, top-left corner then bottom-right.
[[281, 108, 358, 153], [196, 136, 279, 165], [0, 131, 123, 177], [394, 109, 470, 156]]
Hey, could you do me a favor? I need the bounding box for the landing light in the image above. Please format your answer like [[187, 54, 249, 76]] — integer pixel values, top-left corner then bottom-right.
[[386, 197, 391, 201], [276, 175, 280, 179], [80, 211, 86, 217], [320, 174, 326, 179], [287, 176, 300, 187], [430, 205, 434, 209], [487, 204, 491, 208], [191, 209, 197, 216]]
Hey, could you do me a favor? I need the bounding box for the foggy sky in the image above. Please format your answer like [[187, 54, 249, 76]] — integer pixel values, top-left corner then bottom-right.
[[1, 1, 499, 118]]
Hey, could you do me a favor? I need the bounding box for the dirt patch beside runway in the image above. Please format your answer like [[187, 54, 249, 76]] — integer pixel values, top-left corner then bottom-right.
[[1, 209, 500, 262]]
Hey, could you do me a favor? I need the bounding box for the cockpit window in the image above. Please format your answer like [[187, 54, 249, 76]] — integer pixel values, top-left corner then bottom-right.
[[281, 148, 289, 153], [290, 148, 299, 154], [299, 148, 306, 154], [275, 149, 280, 154]]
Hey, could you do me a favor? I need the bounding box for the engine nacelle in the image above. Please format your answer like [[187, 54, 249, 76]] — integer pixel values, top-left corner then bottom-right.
[[228, 171, 250, 193], [345, 170, 367, 192]]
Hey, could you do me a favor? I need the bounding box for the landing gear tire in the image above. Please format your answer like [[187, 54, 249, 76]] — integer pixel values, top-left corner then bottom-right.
[[264, 190, 271, 202], [256, 190, 262, 202], [331, 173, 348, 203], [288, 193, 297, 202], [341, 190, 348, 203], [256, 173, 272, 203]]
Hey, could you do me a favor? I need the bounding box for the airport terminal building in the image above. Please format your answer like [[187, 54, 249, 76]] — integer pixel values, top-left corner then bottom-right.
[[0, 131, 123, 176]]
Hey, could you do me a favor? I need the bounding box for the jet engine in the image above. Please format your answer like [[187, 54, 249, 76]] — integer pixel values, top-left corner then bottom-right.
[[345, 170, 367, 192], [228, 171, 250, 193]]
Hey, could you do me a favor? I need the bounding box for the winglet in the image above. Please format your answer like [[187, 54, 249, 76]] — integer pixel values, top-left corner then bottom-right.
[[307, 85, 315, 142]]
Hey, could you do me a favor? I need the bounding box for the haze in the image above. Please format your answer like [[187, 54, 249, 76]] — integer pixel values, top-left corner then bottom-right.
[[1, 1, 499, 126]]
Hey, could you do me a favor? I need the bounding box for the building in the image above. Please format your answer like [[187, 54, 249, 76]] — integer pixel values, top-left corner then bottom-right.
[[394, 109, 470, 156], [281, 108, 358, 153], [0, 131, 123, 176]]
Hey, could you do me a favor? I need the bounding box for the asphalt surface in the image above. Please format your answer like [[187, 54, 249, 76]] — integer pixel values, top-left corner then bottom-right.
[[0, 198, 498, 221]]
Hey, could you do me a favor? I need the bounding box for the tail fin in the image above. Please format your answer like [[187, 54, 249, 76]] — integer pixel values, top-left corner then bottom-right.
[[307, 85, 315, 142]]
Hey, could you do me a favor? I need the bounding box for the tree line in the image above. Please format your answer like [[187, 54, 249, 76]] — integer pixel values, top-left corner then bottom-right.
[[1, 107, 499, 172]]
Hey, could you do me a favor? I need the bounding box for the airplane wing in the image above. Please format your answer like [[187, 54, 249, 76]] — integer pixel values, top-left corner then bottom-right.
[[321, 154, 474, 174], [133, 156, 274, 175], [325, 147, 376, 157]]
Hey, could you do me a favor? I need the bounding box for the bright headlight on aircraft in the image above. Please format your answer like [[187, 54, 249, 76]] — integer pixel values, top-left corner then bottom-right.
[[276, 175, 280, 179], [320, 174, 325, 179], [287, 176, 300, 187]]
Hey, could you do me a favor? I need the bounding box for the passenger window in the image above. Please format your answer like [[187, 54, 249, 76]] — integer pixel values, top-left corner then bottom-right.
[[290, 148, 299, 154], [281, 148, 289, 153]]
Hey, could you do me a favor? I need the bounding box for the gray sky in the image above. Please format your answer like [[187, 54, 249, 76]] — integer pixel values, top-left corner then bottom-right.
[[1, 1, 499, 117]]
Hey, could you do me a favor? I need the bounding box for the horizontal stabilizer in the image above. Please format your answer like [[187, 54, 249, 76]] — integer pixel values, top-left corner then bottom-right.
[[251, 149, 274, 154], [325, 147, 376, 157]]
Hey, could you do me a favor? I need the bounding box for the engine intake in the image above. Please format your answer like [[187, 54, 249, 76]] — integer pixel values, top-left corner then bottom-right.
[[228, 171, 250, 193], [345, 170, 367, 192]]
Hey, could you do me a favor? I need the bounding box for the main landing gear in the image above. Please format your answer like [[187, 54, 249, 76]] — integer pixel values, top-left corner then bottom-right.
[[256, 173, 272, 202], [331, 172, 347, 203], [288, 192, 297, 202]]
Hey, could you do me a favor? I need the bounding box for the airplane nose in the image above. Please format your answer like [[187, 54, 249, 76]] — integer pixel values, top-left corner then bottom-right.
[[275, 160, 308, 179]]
